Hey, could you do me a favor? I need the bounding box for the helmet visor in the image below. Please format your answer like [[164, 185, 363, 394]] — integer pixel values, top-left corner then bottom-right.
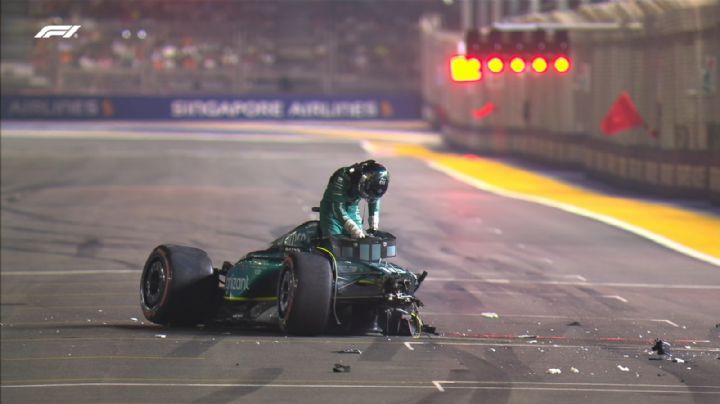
[[358, 170, 389, 199]]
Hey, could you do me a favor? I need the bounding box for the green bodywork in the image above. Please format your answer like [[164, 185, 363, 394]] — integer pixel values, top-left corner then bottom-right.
[[225, 257, 283, 302], [224, 221, 417, 305]]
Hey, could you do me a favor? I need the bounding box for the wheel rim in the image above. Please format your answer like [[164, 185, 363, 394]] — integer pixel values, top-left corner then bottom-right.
[[278, 268, 295, 317], [142, 259, 166, 309]]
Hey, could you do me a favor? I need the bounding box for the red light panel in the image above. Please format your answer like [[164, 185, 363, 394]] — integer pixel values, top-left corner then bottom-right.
[[554, 55, 571, 73], [509, 57, 526, 73], [531, 56, 548, 73], [486, 56, 504, 73]]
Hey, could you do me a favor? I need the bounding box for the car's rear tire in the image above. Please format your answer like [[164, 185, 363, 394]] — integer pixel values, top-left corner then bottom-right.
[[140, 244, 220, 325], [277, 252, 332, 335]]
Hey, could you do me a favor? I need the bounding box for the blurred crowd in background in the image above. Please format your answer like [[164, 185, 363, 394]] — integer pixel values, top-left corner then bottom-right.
[[3, 0, 461, 95]]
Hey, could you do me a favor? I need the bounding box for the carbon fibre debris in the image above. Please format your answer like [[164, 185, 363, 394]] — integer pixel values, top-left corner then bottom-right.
[[651, 339, 671, 356], [333, 364, 351, 373], [336, 348, 362, 354]]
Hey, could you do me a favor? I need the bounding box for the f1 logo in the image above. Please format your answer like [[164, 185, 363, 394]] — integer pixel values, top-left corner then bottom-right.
[[35, 25, 81, 39]]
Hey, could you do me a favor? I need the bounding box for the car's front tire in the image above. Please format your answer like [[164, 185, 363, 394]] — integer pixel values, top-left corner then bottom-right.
[[278, 252, 333, 335]]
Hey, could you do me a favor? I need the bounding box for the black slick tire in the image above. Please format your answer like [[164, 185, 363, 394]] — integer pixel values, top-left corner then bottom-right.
[[277, 252, 333, 335], [140, 244, 219, 325]]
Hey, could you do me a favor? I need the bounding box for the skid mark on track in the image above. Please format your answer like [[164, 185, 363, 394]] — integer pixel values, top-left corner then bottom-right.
[[75, 237, 103, 257]]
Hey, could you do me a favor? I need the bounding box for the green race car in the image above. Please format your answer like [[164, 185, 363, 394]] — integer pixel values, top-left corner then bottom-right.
[[139, 213, 428, 336]]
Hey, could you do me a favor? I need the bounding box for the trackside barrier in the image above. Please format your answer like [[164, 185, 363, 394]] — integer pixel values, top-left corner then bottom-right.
[[442, 124, 720, 203], [421, 0, 719, 203], [0, 95, 421, 120]]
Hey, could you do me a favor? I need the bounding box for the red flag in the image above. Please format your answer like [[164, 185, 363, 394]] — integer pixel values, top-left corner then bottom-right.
[[473, 102, 496, 120], [601, 91, 645, 136]]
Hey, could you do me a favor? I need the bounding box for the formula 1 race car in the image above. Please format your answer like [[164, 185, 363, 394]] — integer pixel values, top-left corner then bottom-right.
[[139, 213, 428, 336]]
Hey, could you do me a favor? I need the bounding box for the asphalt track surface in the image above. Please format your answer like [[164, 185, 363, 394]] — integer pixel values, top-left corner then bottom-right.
[[1, 122, 719, 403]]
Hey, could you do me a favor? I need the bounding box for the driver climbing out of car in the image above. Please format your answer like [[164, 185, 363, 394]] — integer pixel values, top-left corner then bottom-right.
[[319, 160, 389, 239]]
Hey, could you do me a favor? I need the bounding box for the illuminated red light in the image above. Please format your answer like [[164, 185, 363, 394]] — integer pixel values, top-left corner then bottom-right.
[[554, 55, 571, 73], [531, 56, 548, 73], [509, 57, 526, 73], [486, 56, 504, 73]]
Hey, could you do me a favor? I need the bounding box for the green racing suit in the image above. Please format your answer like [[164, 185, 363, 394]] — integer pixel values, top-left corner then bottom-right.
[[319, 166, 380, 238]]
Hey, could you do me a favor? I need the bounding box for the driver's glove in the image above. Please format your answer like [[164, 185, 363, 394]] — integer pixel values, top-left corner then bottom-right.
[[344, 218, 366, 239]]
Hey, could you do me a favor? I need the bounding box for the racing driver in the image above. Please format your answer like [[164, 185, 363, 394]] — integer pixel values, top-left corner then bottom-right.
[[319, 160, 389, 239]]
